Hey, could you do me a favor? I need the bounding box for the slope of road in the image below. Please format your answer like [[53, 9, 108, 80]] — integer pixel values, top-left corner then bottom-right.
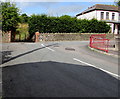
[[1, 41, 119, 97]]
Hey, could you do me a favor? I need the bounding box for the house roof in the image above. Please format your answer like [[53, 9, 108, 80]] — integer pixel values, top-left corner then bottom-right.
[[76, 4, 120, 16]]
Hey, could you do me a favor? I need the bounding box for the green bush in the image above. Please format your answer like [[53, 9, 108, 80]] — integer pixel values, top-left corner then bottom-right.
[[16, 23, 29, 40], [28, 14, 110, 39]]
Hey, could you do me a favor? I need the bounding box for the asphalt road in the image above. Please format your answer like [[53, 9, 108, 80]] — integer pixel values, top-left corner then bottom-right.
[[1, 41, 119, 97]]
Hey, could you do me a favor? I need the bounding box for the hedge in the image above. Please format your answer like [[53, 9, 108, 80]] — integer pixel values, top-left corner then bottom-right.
[[28, 14, 110, 39]]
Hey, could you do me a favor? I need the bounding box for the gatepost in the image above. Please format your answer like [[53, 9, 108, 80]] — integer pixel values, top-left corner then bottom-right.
[[35, 32, 40, 42], [8, 31, 11, 42], [115, 34, 120, 51]]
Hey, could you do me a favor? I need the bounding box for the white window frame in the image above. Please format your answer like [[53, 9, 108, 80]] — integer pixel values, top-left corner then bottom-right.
[[101, 12, 104, 20], [112, 13, 115, 20], [119, 13, 120, 20], [106, 12, 109, 20]]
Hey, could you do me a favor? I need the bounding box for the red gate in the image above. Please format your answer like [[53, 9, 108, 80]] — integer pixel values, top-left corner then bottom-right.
[[89, 34, 109, 53]]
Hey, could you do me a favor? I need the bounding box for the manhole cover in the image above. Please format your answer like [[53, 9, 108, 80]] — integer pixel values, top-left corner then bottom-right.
[[65, 47, 75, 51], [54, 45, 59, 47]]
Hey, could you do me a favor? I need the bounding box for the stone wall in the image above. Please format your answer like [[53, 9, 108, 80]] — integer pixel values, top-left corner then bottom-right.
[[0, 31, 11, 43], [0, 30, 2, 43], [35, 33, 114, 42]]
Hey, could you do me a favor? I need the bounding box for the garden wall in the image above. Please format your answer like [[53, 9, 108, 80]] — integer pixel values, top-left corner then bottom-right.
[[1, 31, 11, 43], [35, 33, 114, 42]]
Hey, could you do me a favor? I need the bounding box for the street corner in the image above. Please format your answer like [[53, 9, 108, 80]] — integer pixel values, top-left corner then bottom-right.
[[88, 45, 119, 58]]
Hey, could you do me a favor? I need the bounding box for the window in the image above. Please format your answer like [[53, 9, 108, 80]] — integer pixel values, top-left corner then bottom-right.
[[101, 12, 104, 20], [106, 12, 109, 20], [112, 13, 115, 20], [119, 13, 120, 20]]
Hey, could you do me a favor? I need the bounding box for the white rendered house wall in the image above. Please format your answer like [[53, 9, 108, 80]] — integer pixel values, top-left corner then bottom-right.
[[77, 10, 119, 21], [77, 10, 97, 20], [96, 10, 119, 21], [77, 10, 119, 34]]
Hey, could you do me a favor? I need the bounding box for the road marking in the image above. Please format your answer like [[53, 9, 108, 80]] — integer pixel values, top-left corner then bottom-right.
[[41, 44, 55, 52], [73, 58, 120, 78]]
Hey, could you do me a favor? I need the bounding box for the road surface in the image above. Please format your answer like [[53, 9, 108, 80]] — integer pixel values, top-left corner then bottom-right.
[[1, 41, 119, 97]]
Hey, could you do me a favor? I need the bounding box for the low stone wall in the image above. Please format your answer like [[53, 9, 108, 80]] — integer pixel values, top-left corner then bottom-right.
[[0, 30, 2, 43], [36, 33, 114, 42], [0, 31, 11, 43]]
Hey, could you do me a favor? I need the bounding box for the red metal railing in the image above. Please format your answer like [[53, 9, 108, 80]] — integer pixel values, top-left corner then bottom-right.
[[89, 34, 109, 53]]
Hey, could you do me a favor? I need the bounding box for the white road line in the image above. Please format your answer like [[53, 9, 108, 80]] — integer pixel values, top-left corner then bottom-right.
[[41, 44, 55, 52], [73, 58, 120, 78]]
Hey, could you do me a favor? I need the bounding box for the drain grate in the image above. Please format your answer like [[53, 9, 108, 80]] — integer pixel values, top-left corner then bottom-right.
[[65, 47, 75, 51], [54, 45, 59, 47]]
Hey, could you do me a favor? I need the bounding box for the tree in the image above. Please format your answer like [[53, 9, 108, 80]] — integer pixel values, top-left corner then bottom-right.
[[1, 2, 20, 33], [115, 0, 120, 6], [0, 2, 2, 30], [0, 14, 2, 30], [19, 13, 29, 23], [117, 0, 120, 6]]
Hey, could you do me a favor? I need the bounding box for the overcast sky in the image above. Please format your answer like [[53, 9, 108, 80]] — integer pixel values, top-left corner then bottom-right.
[[3, 0, 115, 17]]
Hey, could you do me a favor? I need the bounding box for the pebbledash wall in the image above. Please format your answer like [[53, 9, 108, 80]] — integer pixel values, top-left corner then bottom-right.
[[35, 32, 114, 42]]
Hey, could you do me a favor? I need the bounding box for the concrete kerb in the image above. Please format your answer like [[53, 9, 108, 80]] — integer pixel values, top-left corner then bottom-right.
[[88, 46, 119, 58]]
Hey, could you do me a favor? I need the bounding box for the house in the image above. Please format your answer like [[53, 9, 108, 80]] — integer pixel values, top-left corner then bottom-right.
[[76, 4, 120, 34]]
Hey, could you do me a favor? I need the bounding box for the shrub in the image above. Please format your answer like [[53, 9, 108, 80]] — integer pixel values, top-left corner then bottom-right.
[[28, 14, 110, 39], [16, 23, 29, 40]]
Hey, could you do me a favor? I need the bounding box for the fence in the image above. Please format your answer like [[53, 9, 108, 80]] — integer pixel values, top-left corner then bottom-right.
[[89, 34, 109, 53]]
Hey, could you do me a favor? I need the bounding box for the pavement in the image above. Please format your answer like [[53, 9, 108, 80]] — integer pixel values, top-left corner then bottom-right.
[[0, 41, 119, 97], [88, 41, 119, 58], [88, 46, 119, 58]]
